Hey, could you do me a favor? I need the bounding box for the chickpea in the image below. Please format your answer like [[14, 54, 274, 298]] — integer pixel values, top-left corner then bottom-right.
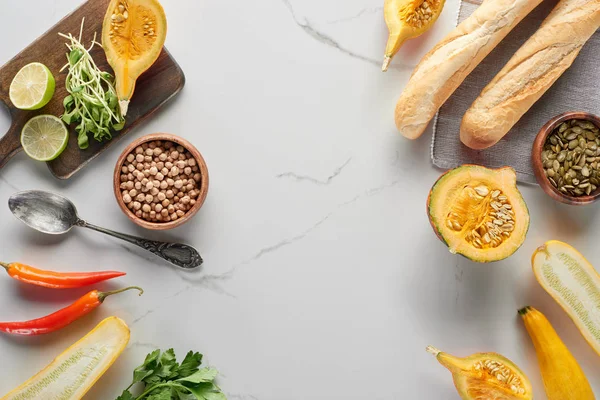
[[141, 178, 149, 185], [142, 204, 151, 213], [166, 178, 175, 187], [127, 202, 135, 209], [120, 174, 128, 182], [149, 142, 156, 149], [174, 196, 180, 203], [162, 199, 170, 207], [153, 147, 162, 156], [121, 166, 128, 174], [174, 180, 183, 189], [133, 201, 141, 210], [143, 170, 150, 178], [156, 214, 163, 221], [171, 213, 178, 221], [171, 167, 180, 176], [159, 153, 168, 162], [156, 161, 164, 170], [161, 167, 169, 176], [165, 162, 173, 170], [144, 155, 152, 163], [155, 204, 163, 212], [176, 160, 186, 170], [167, 205, 175, 213], [135, 146, 144, 154], [136, 163, 144, 171], [127, 154, 135, 162], [157, 192, 166, 201], [179, 154, 186, 161], [190, 199, 196, 206], [134, 181, 142, 190], [188, 158, 197, 167], [123, 194, 132, 203], [156, 172, 164, 181], [193, 173, 202, 182], [175, 145, 184, 153], [150, 211, 156, 219], [145, 194, 154, 203], [165, 141, 173, 149], [159, 181, 168, 190], [127, 164, 135, 172], [129, 189, 138, 197], [136, 194, 145, 202], [174, 204, 181, 211], [184, 167, 192, 176], [127, 173, 134, 181], [161, 209, 169, 217], [192, 166, 199, 172], [153, 180, 160, 188], [136, 154, 144, 163], [150, 187, 159, 196], [120, 182, 128, 190], [186, 183, 194, 191], [149, 166, 158, 175], [176, 210, 185, 217], [181, 196, 190, 205], [167, 189, 175, 198], [136, 210, 143, 218]]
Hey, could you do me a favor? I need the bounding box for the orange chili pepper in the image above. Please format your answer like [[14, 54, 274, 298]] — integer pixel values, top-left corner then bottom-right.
[[0, 286, 143, 335], [0, 261, 125, 289]]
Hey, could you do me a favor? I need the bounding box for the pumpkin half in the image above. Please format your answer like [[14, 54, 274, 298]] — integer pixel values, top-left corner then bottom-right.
[[102, 0, 167, 116], [427, 346, 533, 400], [427, 165, 529, 262]]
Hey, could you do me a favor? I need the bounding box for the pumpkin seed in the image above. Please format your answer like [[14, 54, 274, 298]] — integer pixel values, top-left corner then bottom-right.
[[569, 139, 579, 150]]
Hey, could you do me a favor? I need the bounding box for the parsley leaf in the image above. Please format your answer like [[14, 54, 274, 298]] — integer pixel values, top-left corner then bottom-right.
[[116, 349, 227, 400]]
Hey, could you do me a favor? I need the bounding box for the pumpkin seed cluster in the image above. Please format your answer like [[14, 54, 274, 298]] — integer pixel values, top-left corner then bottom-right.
[[406, 1, 436, 28], [474, 359, 526, 395], [542, 119, 600, 197]]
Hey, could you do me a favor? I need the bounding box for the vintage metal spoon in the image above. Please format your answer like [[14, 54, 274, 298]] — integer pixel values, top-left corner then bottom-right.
[[8, 190, 202, 269]]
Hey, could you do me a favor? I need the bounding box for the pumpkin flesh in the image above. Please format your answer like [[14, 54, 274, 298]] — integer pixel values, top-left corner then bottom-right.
[[102, 0, 167, 116], [427, 165, 529, 262]]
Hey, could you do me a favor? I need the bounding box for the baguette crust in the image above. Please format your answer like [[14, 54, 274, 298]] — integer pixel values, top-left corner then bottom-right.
[[461, 0, 600, 149], [395, 0, 542, 139]]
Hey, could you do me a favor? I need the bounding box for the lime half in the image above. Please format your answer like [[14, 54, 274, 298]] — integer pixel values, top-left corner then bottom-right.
[[9, 62, 55, 110], [21, 115, 69, 161]]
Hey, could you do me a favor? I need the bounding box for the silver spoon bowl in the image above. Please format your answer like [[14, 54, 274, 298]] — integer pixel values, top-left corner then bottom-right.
[[9, 190, 203, 269]]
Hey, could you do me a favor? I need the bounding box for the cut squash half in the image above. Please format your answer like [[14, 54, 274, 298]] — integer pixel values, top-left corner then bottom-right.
[[1, 317, 130, 399], [532, 240, 600, 357]]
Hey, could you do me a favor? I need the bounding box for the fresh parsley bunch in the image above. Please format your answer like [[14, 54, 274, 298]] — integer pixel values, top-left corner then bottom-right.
[[116, 349, 227, 400]]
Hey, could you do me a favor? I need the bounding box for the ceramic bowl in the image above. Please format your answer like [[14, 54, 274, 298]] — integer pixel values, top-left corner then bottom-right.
[[532, 111, 600, 205], [113, 133, 209, 229]]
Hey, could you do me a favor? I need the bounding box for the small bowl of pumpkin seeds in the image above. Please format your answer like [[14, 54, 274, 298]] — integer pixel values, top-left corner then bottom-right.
[[532, 112, 600, 205]]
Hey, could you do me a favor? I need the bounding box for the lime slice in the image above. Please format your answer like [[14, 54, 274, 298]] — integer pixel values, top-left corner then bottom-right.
[[21, 115, 69, 161], [9, 62, 55, 110]]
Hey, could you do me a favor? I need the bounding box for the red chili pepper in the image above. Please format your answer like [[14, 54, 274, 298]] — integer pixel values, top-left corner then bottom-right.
[[0, 286, 143, 335], [0, 262, 125, 289]]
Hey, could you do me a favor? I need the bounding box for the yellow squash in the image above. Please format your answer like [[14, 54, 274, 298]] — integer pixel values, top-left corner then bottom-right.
[[382, 0, 445, 71], [102, 0, 167, 116], [1, 317, 130, 399], [427, 346, 533, 399], [532, 240, 600, 356], [519, 306, 595, 400]]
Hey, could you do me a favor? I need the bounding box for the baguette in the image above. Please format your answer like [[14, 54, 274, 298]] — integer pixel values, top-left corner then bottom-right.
[[461, 0, 600, 149], [395, 0, 543, 139]]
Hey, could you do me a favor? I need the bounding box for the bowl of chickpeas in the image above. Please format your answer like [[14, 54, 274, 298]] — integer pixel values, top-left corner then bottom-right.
[[113, 133, 209, 230]]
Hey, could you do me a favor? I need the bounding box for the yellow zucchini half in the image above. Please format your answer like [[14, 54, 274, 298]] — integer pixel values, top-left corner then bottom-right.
[[532, 240, 600, 356], [1, 317, 129, 400]]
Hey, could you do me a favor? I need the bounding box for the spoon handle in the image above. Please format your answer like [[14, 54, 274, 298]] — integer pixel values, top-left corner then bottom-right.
[[79, 221, 203, 269]]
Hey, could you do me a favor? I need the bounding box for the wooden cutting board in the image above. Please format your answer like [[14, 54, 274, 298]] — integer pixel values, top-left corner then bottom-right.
[[0, 0, 185, 179]]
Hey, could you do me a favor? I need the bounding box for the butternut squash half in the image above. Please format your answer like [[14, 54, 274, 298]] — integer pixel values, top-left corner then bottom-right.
[[427, 165, 529, 262], [102, 0, 167, 116]]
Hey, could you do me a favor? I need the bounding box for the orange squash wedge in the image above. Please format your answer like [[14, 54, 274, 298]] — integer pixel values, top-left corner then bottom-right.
[[102, 0, 167, 116], [427, 346, 533, 399]]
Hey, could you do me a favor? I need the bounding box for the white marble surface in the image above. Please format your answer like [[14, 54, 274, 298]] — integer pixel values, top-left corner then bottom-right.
[[1, 0, 600, 398]]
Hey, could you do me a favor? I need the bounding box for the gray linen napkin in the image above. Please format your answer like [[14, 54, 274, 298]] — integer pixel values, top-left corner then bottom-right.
[[431, 0, 600, 184]]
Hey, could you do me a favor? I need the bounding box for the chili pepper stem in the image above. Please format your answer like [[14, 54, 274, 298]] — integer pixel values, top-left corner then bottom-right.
[[98, 286, 143, 302], [0, 262, 11, 271]]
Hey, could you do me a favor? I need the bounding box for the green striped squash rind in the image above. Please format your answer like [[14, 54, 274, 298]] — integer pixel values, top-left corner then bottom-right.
[[1, 317, 129, 400], [532, 240, 600, 356]]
